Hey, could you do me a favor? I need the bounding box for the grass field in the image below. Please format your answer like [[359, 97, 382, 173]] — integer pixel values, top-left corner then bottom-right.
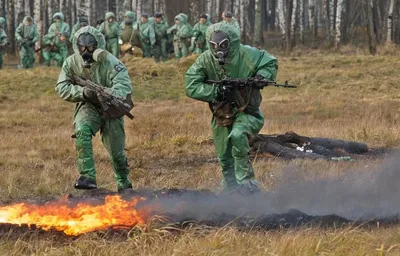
[[1, 49, 400, 255]]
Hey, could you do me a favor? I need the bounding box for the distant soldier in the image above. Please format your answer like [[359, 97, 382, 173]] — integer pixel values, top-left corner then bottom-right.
[[99, 12, 120, 57], [167, 15, 191, 59], [70, 16, 89, 41], [222, 11, 240, 34], [120, 11, 138, 29], [190, 14, 212, 54], [178, 13, 193, 50], [0, 17, 8, 69], [153, 12, 169, 62], [15, 16, 38, 69], [119, 11, 142, 56], [42, 12, 70, 67], [138, 13, 155, 58], [55, 26, 134, 192]]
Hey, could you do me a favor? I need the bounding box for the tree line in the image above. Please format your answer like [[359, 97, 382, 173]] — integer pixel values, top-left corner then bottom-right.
[[1, 0, 400, 55]]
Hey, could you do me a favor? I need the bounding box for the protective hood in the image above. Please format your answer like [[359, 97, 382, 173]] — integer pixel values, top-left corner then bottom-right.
[[175, 15, 184, 23], [53, 12, 65, 22], [105, 12, 116, 20], [0, 17, 5, 25], [124, 11, 136, 21], [206, 22, 240, 58], [178, 13, 188, 24], [72, 26, 106, 55], [23, 16, 34, 24]]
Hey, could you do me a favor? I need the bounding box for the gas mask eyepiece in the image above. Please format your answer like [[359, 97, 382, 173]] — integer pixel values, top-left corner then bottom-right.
[[77, 33, 97, 68], [209, 31, 230, 65]]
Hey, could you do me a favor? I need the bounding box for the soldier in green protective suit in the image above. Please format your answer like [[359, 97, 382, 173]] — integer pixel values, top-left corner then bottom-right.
[[55, 26, 133, 192], [190, 14, 212, 54], [222, 12, 240, 34], [99, 12, 120, 57], [0, 17, 8, 69], [15, 16, 38, 69], [70, 16, 89, 41], [178, 13, 193, 50], [152, 12, 168, 62], [185, 23, 278, 194], [119, 11, 141, 56], [43, 12, 70, 67], [137, 13, 155, 58], [167, 15, 191, 59]]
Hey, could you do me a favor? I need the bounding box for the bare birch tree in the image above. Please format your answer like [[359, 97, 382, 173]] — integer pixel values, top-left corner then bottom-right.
[[254, 0, 262, 46], [334, 0, 343, 48], [387, 0, 395, 42], [277, 0, 286, 48], [34, 0, 43, 48], [299, 0, 304, 43]]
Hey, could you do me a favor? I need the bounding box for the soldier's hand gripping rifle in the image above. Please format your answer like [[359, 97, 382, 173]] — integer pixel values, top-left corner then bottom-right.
[[206, 77, 296, 102], [72, 75, 134, 120]]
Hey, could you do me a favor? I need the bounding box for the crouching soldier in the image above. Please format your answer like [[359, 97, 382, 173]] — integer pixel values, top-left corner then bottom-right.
[[185, 23, 278, 194]]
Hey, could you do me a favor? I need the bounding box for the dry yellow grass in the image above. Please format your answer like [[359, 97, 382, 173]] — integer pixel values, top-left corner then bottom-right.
[[0, 52, 400, 255]]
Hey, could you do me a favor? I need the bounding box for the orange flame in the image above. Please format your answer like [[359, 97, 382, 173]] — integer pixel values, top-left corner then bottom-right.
[[0, 195, 147, 236]]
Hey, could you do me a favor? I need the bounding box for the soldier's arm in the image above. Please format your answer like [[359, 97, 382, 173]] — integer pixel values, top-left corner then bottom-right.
[[102, 56, 132, 99], [32, 26, 39, 42], [185, 54, 219, 103], [255, 51, 278, 80], [167, 25, 176, 35], [0, 31, 7, 45], [42, 34, 53, 44], [192, 23, 199, 37], [55, 60, 85, 102], [177, 26, 191, 38], [47, 24, 57, 37], [15, 24, 23, 41], [99, 23, 105, 34], [61, 24, 70, 38], [111, 23, 120, 38], [149, 25, 156, 45]]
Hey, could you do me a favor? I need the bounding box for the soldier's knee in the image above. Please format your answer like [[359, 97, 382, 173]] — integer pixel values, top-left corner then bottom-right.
[[229, 129, 249, 156], [75, 125, 94, 146]]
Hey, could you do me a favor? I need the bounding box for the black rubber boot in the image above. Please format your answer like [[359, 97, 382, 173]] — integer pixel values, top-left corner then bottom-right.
[[74, 176, 97, 190], [117, 184, 134, 194]]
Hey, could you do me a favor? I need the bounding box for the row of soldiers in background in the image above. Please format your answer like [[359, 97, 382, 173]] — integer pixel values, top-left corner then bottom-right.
[[68, 10, 239, 62], [0, 10, 240, 69]]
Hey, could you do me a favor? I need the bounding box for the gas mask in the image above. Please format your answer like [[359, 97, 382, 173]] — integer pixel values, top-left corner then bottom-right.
[[209, 31, 230, 65], [77, 33, 98, 68]]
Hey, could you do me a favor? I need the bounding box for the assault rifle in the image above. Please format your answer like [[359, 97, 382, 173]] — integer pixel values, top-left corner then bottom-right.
[[72, 75, 134, 120], [205, 77, 297, 89], [18, 37, 34, 49], [35, 44, 59, 53]]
